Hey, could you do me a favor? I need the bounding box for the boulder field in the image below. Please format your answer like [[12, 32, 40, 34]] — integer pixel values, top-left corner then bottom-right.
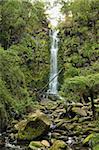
[[0, 99, 99, 150]]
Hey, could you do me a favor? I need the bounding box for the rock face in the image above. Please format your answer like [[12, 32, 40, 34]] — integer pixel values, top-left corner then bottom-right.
[[15, 110, 51, 140], [0, 104, 8, 133]]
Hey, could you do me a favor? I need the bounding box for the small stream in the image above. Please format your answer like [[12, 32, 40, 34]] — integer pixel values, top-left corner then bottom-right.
[[0, 133, 26, 150]]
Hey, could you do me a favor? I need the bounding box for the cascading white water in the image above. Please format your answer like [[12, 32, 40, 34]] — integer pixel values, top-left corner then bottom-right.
[[46, 0, 64, 95], [49, 30, 59, 94]]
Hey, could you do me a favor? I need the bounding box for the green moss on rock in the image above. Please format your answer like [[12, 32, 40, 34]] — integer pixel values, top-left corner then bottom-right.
[[29, 141, 43, 150], [15, 110, 51, 140], [49, 140, 67, 150]]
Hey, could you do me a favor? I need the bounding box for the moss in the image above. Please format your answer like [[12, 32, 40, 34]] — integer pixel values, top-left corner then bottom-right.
[[29, 141, 43, 149], [49, 140, 67, 150], [18, 120, 48, 140], [0, 0, 50, 121], [16, 111, 51, 140], [58, 0, 99, 102], [92, 133, 99, 150]]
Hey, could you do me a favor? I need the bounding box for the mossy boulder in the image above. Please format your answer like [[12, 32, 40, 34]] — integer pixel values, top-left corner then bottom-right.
[[29, 140, 50, 150], [15, 110, 51, 140], [0, 103, 8, 132], [29, 141, 43, 150], [49, 140, 67, 150]]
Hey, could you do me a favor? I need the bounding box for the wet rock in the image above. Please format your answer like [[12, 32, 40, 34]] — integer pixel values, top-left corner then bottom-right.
[[55, 108, 66, 119], [72, 107, 87, 117], [62, 122, 78, 132], [55, 119, 64, 128], [41, 100, 58, 110], [84, 127, 99, 133], [79, 116, 91, 122], [58, 135, 68, 141], [51, 132, 61, 139], [66, 137, 75, 146], [48, 94, 59, 101], [49, 140, 67, 150], [15, 110, 51, 140], [71, 102, 84, 107], [50, 124, 57, 132]]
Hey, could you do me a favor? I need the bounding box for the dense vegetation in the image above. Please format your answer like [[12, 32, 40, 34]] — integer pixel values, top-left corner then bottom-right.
[[0, 0, 99, 149], [0, 0, 50, 121], [59, 0, 99, 105], [0, 0, 98, 126]]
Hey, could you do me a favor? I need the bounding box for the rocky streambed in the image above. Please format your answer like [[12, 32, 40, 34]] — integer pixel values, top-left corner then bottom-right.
[[0, 99, 99, 150]]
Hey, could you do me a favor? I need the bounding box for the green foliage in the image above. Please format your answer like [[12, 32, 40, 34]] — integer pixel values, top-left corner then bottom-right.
[[0, 78, 13, 105], [60, 73, 99, 101], [0, 48, 27, 99], [83, 132, 99, 150], [0, 0, 48, 49], [27, 0, 47, 32], [59, 0, 99, 101], [92, 133, 99, 150], [0, 0, 50, 117], [0, 47, 32, 113], [0, 0, 25, 49]]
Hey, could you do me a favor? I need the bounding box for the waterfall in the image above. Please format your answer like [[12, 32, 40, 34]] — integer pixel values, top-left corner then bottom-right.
[[49, 29, 59, 95]]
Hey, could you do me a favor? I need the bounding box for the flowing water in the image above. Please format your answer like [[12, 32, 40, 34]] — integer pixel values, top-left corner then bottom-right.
[[49, 30, 59, 95]]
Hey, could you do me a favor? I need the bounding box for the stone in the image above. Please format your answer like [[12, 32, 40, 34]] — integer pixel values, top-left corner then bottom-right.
[[41, 140, 50, 147], [41, 100, 58, 110], [63, 122, 78, 131], [72, 102, 84, 107], [56, 119, 65, 128], [14, 119, 27, 131], [79, 116, 91, 122], [29, 141, 43, 150], [49, 140, 67, 150], [51, 132, 61, 139], [15, 110, 51, 140], [72, 107, 87, 116], [48, 94, 59, 101]]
